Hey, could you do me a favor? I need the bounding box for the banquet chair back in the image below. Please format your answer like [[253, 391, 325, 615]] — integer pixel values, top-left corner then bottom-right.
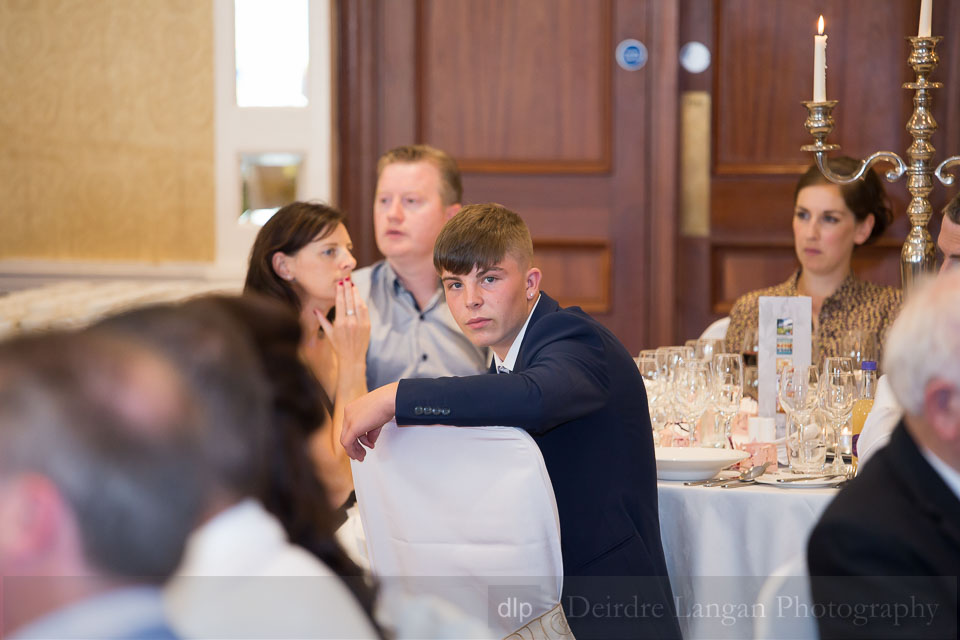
[[699, 316, 730, 341], [351, 421, 570, 638], [753, 554, 817, 640]]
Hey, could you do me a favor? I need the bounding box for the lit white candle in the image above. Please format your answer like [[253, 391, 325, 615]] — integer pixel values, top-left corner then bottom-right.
[[813, 15, 827, 102], [919, 0, 932, 37]]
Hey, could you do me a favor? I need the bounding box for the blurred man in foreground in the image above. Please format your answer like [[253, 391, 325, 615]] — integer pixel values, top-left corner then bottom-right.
[[808, 270, 960, 639], [0, 330, 204, 639]]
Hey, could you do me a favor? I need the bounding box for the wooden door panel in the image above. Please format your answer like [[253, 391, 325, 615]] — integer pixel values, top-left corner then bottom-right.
[[714, 0, 915, 174], [419, 0, 611, 171]]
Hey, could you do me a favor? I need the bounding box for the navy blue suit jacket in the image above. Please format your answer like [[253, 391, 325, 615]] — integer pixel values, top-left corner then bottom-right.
[[396, 293, 678, 636]]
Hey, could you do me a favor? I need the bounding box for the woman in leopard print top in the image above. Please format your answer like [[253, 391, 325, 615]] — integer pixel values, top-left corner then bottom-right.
[[725, 157, 903, 366]]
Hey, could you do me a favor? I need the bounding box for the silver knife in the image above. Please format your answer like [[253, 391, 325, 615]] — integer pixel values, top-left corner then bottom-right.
[[719, 480, 756, 488], [683, 478, 723, 486], [776, 474, 843, 483]]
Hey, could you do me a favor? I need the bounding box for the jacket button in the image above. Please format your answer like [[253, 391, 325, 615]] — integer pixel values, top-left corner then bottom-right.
[[431, 407, 440, 416], [414, 406, 423, 416], [441, 408, 450, 416]]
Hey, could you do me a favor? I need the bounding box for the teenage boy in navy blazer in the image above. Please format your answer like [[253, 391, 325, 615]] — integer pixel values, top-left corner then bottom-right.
[[343, 203, 680, 639]]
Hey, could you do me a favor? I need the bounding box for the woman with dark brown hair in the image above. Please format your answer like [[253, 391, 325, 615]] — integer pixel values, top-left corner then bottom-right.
[[196, 294, 380, 628], [245, 202, 368, 508], [725, 157, 903, 364]]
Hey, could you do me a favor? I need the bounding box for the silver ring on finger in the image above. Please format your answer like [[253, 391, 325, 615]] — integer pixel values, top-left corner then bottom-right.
[[346, 309, 355, 316]]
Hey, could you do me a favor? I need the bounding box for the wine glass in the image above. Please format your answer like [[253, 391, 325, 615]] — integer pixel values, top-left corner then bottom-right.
[[655, 347, 681, 431], [839, 330, 866, 368], [695, 338, 723, 363], [637, 355, 661, 406], [637, 354, 665, 442], [820, 371, 858, 475], [779, 364, 820, 420], [822, 356, 855, 377], [786, 411, 827, 473], [674, 360, 712, 446], [711, 353, 743, 447]]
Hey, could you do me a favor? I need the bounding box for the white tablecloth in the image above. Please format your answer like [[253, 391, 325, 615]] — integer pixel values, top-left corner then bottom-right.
[[658, 477, 836, 639]]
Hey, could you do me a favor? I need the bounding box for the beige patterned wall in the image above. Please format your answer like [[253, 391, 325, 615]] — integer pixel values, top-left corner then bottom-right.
[[0, 0, 214, 262]]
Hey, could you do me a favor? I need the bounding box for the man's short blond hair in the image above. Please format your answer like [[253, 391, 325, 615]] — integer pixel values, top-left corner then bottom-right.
[[434, 203, 534, 275], [376, 144, 462, 206]]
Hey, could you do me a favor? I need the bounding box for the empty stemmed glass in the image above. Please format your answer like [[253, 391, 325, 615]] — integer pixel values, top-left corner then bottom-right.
[[822, 356, 855, 377], [637, 356, 661, 410], [820, 370, 858, 475], [711, 353, 743, 447], [673, 360, 712, 445], [695, 338, 724, 364], [779, 364, 820, 421]]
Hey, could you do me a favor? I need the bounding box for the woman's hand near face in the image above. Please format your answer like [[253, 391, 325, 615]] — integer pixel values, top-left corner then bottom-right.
[[315, 279, 371, 371], [313, 279, 370, 501]]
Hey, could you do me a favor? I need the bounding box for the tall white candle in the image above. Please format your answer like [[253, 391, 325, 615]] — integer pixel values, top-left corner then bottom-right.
[[813, 15, 827, 102], [919, 0, 932, 37]]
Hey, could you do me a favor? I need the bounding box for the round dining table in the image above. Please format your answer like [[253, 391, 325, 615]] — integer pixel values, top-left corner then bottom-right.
[[657, 475, 837, 639]]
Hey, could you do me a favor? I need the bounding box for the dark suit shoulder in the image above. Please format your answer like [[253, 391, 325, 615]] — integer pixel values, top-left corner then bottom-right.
[[809, 423, 960, 576], [518, 302, 612, 370], [526, 303, 603, 344]]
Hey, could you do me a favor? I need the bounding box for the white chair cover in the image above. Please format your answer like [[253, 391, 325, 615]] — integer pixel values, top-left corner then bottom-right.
[[699, 316, 731, 341], [351, 421, 568, 639], [753, 554, 818, 640]]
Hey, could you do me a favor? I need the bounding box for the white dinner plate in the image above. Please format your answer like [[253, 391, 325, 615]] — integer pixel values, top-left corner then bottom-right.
[[654, 447, 750, 481], [754, 471, 842, 489]]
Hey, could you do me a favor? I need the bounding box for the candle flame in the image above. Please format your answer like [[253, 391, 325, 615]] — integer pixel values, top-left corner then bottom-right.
[[818, 15, 825, 35]]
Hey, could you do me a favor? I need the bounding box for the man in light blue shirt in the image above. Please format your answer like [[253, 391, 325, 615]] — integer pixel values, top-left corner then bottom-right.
[[352, 145, 489, 389]]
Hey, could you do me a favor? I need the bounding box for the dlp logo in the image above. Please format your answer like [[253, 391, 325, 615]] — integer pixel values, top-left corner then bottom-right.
[[498, 597, 533, 620], [489, 585, 543, 628]]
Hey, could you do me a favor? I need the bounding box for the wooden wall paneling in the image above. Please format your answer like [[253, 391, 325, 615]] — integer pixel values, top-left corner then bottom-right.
[[677, 236, 712, 340], [380, 0, 418, 150], [417, 0, 612, 173], [710, 174, 798, 236], [533, 239, 611, 313], [713, 0, 915, 176], [711, 243, 798, 312]]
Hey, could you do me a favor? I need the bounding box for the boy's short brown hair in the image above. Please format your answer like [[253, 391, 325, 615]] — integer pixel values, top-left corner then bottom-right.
[[376, 144, 462, 206], [434, 203, 534, 275]]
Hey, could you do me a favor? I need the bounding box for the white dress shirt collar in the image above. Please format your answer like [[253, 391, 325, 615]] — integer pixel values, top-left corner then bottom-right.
[[493, 294, 541, 373]]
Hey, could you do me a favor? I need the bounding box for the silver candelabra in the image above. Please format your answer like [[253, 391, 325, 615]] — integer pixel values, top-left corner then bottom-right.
[[802, 36, 960, 290]]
